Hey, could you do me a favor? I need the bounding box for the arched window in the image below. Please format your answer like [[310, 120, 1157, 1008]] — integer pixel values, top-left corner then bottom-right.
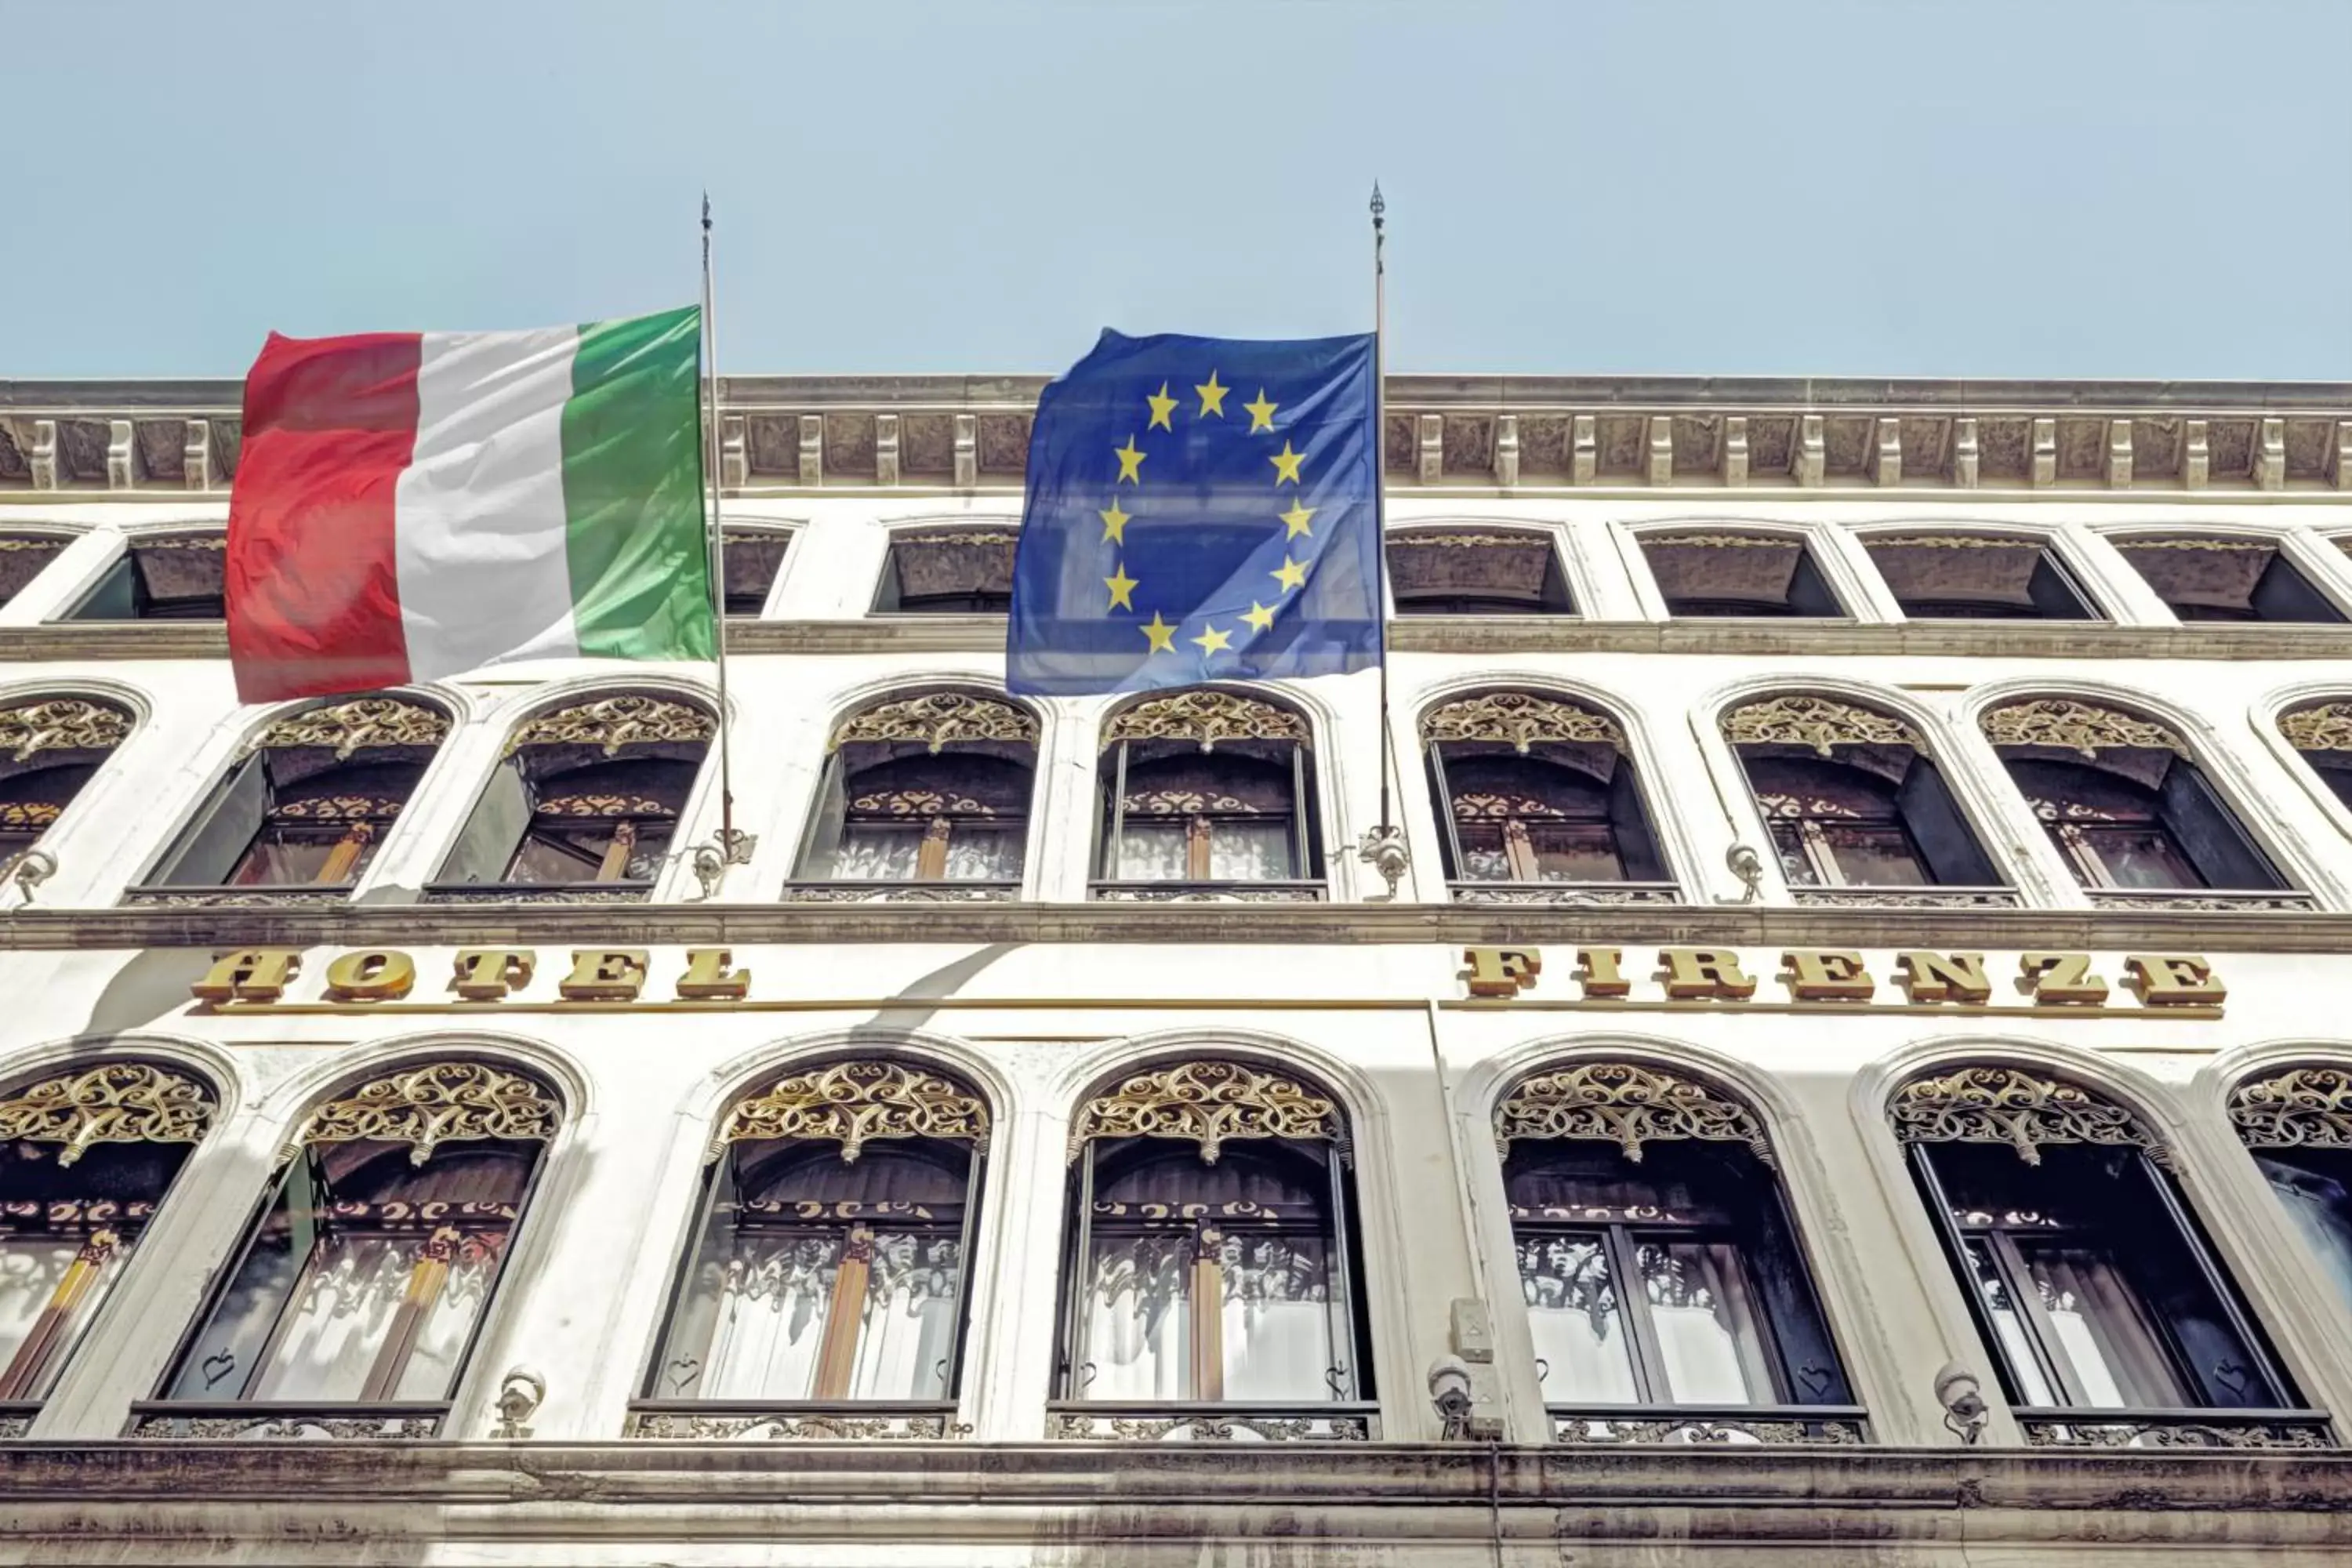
[[1639, 530, 1843, 618], [2111, 535, 2343, 623], [1386, 528, 1575, 615], [2229, 1065, 2352, 1314], [430, 693, 713, 902], [2278, 701, 2352, 812], [131, 697, 448, 906], [1497, 1062, 1860, 1444], [0, 1062, 213, 1425], [1722, 695, 2006, 906], [1421, 691, 1673, 905], [875, 527, 1016, 614], [1891, 1065, 2322, 1447], [788, 691, 1037, 901], [1863, 532, 2099, 620], [0, 697, 132, 878], [1980, 697, 2300, 908], [1053, 1059, 1374, 1440], [1094, 691, 1323, 902], [633, 1059, 989, 1440], [142, 1061, 557, 1439], [65, 531, 224, 621]]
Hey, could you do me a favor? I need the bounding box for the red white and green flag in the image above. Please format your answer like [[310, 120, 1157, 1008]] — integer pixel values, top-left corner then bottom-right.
[[225, 305, 716, 702]]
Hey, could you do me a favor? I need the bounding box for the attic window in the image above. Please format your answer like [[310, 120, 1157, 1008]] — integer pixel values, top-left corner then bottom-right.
[[876, 528, 1016, 614], [722, 529, 790, 618], [0, 535, 67, 609], [1864, 534, 2099, 621], [1639, 532, 1843, 618], [1386, 528, 1575, 615], [65, 533, 224, 621], [2111, 535, 2343, 624]]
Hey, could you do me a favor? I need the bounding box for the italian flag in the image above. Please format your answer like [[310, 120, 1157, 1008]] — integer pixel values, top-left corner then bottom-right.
[[226, 306, 716, 703]]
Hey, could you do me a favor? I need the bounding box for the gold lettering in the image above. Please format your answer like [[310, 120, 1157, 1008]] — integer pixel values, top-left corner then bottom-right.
[[2126, 953, 2226, 1007], [322, 949, 415, 1002], [559, 949, 648, 1001], [677, 947, 750, 1000], [1574, 946, 1631, 999], [2021, 952, 2108, 1006], [452, 949, 537, 1001], [1895, 951, 1992, 1005], [1463, 947, 1541, 997], [1659, 949, 1756, 1000], [1780, 949, 1874, 1002], [191, 949, 301, 1004]]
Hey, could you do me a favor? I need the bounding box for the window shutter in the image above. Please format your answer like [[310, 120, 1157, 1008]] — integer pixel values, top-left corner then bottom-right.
[[154, 754, 268, 885], [2158, 760, 2281, 890], [1606, 760, 1669, 882], [437, 763, 533, 885], [1896, 757, 1998, 885]]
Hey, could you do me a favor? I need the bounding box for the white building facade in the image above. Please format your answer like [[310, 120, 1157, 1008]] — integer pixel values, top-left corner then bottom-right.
[[0, 377, 2347, 1563]]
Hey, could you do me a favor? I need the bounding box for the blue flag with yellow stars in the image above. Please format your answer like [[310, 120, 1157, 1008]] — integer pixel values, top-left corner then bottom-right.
[[1007, 329, 1383, 696]]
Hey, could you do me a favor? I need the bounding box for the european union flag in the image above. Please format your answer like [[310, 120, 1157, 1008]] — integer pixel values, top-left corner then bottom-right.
[[1007, 329, 1382, 696]]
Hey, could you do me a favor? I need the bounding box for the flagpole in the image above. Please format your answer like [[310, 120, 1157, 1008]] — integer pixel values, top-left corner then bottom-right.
[[1357, 183, 1411, 899], [700, 193, 745, 868]]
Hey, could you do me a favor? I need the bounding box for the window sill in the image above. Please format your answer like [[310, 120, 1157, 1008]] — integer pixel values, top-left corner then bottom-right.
[[419, 880, 654, 906], [625, 1399, 965, 1441], [1788, 885, 2021, 910], [121, 883, 355, 909], [779, 880, 1019, 904], [1549, 1403, 1870, 1446], [1089, 880, 1327, 904], [1048, 1400, 1377, 1442], [2082, 887, 2318, 913], [1448, 880, 1681, 908], [125, 1399, 447, 1441], [2016, 1406, 2333, 1449]]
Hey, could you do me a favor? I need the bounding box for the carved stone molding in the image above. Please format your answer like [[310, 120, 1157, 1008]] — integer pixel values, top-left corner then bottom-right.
[[1069, 1059, 1345, 1165], [506, 695, 715, 757], [0, 698, 132, 764], [1888, 1065, 2164, 1166], [1102, 691, 1307, 751], [1979, 698, 2183, 758], [1495, 1062, 1773, 1167], [2229, 1065, 2352, 1150], [2085, 889, 2315, 913], [246, 697, 449, 760], [1789, 887, 2022, 910], [2279, 702, 2352, 754], [1448, 881, 1682, 908], [1047, 1410, 1373, 1442], [829, 690, 1037, 754], [127, 1411, 442, 1441], [0, 1062, 213, 1167], [1553, 1414, 1866, 1446], [2020, 1417, 2332, 1450], [1722, 695, 1921, 755], [778, 882, 1020, 904], [627, 1409, 968, 1441], [711, 1058, 989, 1163], [1421, 691, 1623, 753], [285, 1062, 561, 1166]]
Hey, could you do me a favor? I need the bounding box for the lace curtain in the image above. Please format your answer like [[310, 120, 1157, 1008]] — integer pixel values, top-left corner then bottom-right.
[[1962, 1237, 2183, 1406], [832, 825, 1022, 881], [1518, 1235, 1774, 1404], [1112, 822, 1294, 881], [1081, 1231, 1336, 1401], [670, 1230, 961, 1402], [0, 1237, 129, 1399]]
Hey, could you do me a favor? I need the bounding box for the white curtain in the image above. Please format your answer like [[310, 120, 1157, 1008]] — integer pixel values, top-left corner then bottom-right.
[[2023, 1243, 2186, 1407], [1518, 1236, 1639, 1402], [696, 1236, 839, 1400], [247, 1234, 497, 1403], [1640, 1242, 1777, 1404], [942, 828, 1022, 881], [1209, 822, 1294, 881], [0, 1239, 96, 1394], [848, 1233, 961, 1399], [1112, 822, 1189, 881], [830, 827, 920, 881], [1220, 1234, 1335, 1401], [1082, 1233, 1190, 1399]]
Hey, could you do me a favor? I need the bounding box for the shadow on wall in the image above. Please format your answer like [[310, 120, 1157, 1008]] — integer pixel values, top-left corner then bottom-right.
[[857, 942, 1023, 1037], [80, 949, 216, 1040]]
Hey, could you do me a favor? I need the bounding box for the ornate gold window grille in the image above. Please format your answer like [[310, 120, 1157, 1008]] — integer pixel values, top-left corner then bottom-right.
[[829, 691, 1037, 755], [0, 696, 132, 873], [2229, 1066, 2352, 1152], [2281, 702, 2352, 756], [1421, 691, 1623, 754], [1722, 695, 1922, 757], [1494, 1061, 1773, 1167], [1888, 1065, 2165, 1167], [1100, 693, 1315, 887], [0, 698, 132, 764], [1978, 698, 2184, 760], [504, 694, 716, 758], [1103, 690, 1308, 752], [282, 1061, 561, 1167]]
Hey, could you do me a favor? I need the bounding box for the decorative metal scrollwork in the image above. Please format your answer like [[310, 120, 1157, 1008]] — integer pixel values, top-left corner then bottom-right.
[[506, 694, 715, 757], [1103, 690, 1307, 751], [286, 1061, 561, 1167], [1494, 1062, 1773, 1168], [245, 696, 449, 760], [1888, 1065, 2164, 1167], [2229, 1065, 2352, 1151], [711, 1058, 990, 1163], [1979, 698, 2183, 759], [1069, 1059, 1345, 1165], [1390, 530, 1547, 550], [1421, 691, 1623, 753], [0, 1062, 213, 1167], [830, 690, 1038, 754], [0, 698, 132, 764], [1721, 695, 1920, 756], [2280, 702, 2352, 755]]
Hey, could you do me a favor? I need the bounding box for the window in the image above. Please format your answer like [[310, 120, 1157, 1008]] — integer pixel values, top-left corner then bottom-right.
[[2278, 701, 2352, 813], [1864, 532, 2099, 620], [2112, 535, 2343, 623], [1497, 1063, 1860, 1443], [2229, 1066, 2352, 1316], [1054, 1060, 1374, 1438], [1421, 691, 1671, 903], [1639, 531, 1843, 617], [1094, 691, 1322, 901], [875, 528, 1016, 614], [1892, 1065, 2320, 1446], [722, 528, 789, 618], [1980, 698, 2292, 902], [0, 1062, 213, 1409], [634, 1060, 987, 1437], [134, 697, 447, 900], [1386, 528, 1575, 615], [0, 533, 67, 610], [430, 693, 712, 902], [791, 691, 1037, 898], [1722, 695, 2002, 898], [64, 532, 224, 621], [150, 1062, 554, 1436], [0, 697, 131, 877]]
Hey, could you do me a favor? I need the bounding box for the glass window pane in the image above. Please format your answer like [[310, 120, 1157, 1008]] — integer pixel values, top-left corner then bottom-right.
[[695, 1234, 840, 1400], [1962, 1239, 2061, 1406], [1518, 1233, 1639, 1403], [229, 833, 342, 886], [245, 1234, 416, 1401], [0, 1236, 126, 1399], [1218, 1231, 1336, 1401], [1112, 822, 1189, 881], [1527, 825, 1624, 883], [1454, 823, 1512, 882], [942, 825, 1022, 881], [1208, 821, 1294, 880], [1764, 821, 1820, 887], [2256, 1151, 2352, 1311], [1820, 825, 1929, 886], [1081, 1231, 1192, 1400], [2074, 827, 2203, 890], [1642, 1241, 1780, 1403], [830, 825, 922, 881], [850, 1231, 962, 1400], [2013, 1240, 2190, 1407]]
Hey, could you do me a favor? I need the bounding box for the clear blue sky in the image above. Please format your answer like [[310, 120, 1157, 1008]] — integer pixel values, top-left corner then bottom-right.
[[7, 1, 2347, 381]]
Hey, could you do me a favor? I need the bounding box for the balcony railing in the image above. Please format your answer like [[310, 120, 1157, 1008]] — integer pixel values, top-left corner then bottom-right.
[[1048, 1400, 1377, 1442], [120, 881, 355, 909], [625, 1399, 966, 1441], [1089, 880, 1327, 903], [125, 1399, 448, 1440], [1550, 1403, 1871, 1446], [421, 879, 655, 906], [2015, 1406, 2335, 1449], [1447, 879, 1682, 908], [1788, 885, 2022, 910], [778, 880, 1020, 904], [2082, 887, 2318, 913]]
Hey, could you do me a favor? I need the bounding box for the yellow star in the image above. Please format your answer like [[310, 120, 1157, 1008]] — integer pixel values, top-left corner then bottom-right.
[[1242, 601, 1277, 631], [1280, 499, 1316, 539], [1191, 622, 1232, 655], [1113, 435, 1146, 485], [1098, 500, 1130, 543], [1243, 389, 1278, 433], [1140, 612, 1177, 654], [1272, 556, 1308, 591], [1269, 441, 1305, 485], [1145, 382, 1178, 432], [1195, 370, 1229, 418], [1104, 563, 1138, 611]]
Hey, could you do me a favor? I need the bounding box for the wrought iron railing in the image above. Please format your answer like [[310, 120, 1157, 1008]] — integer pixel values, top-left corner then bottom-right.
[[1447, 879, 1682, 907], [2015, 1406, 2335, 1449], [625, 1399, 966, 1440], [1788, 885, 2022, 910], [125, 1399, 448, 1440], [777, 880, 1020, 904], [2081, 887, 2318, 913], [1047, 1400, 1377, 1442], [1088, 880, 1327, 903], [1549, 1403, 1870, 1445], [120, 881, 355, 909], [421, 879, 655, 905]]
